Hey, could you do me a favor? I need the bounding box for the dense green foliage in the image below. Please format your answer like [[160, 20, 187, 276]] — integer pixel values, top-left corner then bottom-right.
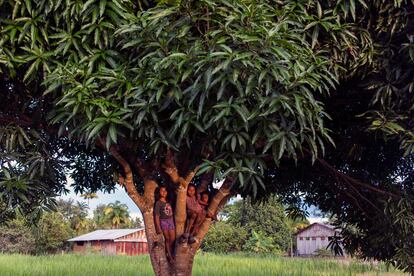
[[226, 196, 291, 251], [0, 0, 342, 210], [1, 0, 414, 272], [201, 221, 248, 253], [0, 253, 404, 276], [202, 197, 294, 253], [0, 199, 139, 254], [0, 212, 73, 255], [32, 211, 74, 254], [102, 201, 131, 229], [0, 218, 36, 254]]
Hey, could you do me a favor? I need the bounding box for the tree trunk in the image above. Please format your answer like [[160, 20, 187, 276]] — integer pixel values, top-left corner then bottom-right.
[[142, 210, 171, 276], [142, 201, 201, 276], [139, 181, 231, 276], [109, 147, 232, 276], [139, 207, 206, 276]]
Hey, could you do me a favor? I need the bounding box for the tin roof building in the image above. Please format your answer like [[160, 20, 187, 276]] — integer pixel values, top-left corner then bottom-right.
[[68, 228, 148, 255]]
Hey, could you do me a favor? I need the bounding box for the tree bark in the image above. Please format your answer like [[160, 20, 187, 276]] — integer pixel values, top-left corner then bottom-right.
[[109, 147, 233, 276]]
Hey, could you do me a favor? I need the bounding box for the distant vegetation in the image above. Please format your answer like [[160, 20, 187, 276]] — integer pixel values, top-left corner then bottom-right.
[[203, 196, 308, 254], [0, 199, 142, 254]]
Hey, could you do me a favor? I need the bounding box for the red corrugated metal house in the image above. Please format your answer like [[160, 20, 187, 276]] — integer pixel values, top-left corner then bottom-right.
[[68, 228, 148, 255]]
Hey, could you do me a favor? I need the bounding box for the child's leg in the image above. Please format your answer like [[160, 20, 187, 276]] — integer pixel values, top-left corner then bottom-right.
[[186, 211, 197, 234], [191, 211, 206, 235], [162, 230, 173, 261], [167, 229, 175, 258]]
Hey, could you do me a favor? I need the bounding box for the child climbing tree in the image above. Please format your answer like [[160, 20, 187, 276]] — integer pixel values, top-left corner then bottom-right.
[[154, 186, 175, 263], [183, 184, 206, 244]]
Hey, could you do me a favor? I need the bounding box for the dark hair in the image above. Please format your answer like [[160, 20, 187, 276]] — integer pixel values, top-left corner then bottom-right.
[[187, 184, 200, 200], [155, 185, 168, 202]]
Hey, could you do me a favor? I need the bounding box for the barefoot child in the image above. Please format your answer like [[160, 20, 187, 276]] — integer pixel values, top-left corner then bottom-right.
[[184, 184, 206, 243], [154, 186, 175, 262], [198, 191, 218, 220], [198, 192, 209, 211]]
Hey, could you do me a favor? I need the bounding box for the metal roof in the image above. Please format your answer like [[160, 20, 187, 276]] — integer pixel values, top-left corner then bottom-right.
[[294, 223, 339, 236], [68, 228, 144, 242]]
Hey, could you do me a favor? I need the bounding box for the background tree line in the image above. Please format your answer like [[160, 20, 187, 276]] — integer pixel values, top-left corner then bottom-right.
[[202, 196, 309, 254], [0, 198, 142, 254]]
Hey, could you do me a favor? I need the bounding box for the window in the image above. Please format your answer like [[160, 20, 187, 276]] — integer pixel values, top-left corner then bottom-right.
[[76, 241, 84, 246], [312, 237, 316, 240], [321, 237, 326, 240], [299, 237, 303, 240], [305, 237, 310, 240]]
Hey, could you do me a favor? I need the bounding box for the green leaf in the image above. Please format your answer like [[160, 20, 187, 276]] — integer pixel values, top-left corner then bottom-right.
[[231, 136, 237, 152], [350, 0, 356, 20], [88, 122, 105, 140], [99, 0, 107, 17], [109, 124, 117, 143]]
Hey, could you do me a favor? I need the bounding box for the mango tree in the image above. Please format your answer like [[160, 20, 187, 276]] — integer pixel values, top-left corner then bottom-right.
[[1, 0, 414, 275]]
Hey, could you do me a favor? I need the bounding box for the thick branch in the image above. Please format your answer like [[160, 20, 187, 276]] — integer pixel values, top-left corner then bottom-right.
[[315, 155, 399, 199], [217, 190, 236, 214], [107, 143, 146, 211], [144, 179, 158, 208], [195, 176, 235, 243], [207, 177, 234, 215], [198, 172, 214, 193], [174, 166, 200, 237], [163, 148, 180, 184], [135, 159, 147, 178]]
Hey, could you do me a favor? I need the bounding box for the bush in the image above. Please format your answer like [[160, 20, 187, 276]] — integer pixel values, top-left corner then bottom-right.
[[0, 219, 36, 254], [243, 230, 282, 254], [225, 196, 291, 251], [314, 248, 335, 258], [202, 222, 248, 253], [33, 212, 74, 254]]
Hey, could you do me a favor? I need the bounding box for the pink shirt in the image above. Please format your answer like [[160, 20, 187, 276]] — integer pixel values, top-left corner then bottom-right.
[[186, 195, 203, 212]]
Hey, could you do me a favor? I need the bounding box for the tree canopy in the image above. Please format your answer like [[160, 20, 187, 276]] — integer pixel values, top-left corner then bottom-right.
[[1, 0, 414, 274]]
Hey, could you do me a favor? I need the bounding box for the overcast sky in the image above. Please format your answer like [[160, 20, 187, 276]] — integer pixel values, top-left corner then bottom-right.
[[58, 176, 142, 219], [59, 176, 323, 221]]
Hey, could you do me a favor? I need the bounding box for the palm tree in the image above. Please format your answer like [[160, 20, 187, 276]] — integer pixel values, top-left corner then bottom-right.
[[93, 204, 110, 229], [73, 201, 90, 234], [103, 201, 131, 229], [80, 192, 98, 208]]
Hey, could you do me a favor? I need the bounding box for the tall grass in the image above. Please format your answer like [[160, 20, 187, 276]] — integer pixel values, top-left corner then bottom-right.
[[0, 253, 405, 276]]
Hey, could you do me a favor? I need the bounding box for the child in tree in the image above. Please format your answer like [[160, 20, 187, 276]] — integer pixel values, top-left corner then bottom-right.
[[184, 184, 206, 244], [198, 192, 209, 211], [199, 191, 219, 221], [154, 186, 175, 262]]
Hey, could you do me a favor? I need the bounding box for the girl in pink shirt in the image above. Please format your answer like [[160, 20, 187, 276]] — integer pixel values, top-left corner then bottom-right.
[[184, 184, 206, 243]]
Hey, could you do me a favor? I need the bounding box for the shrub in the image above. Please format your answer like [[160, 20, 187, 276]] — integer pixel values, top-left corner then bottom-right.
[[202, 222, 248, 253]]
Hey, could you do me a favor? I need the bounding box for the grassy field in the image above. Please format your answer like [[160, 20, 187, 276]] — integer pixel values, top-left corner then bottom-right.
[[0, 253, 405, 276]]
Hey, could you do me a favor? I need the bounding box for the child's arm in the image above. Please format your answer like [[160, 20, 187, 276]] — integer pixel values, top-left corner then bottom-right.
[[154, 202, 162, 234], [155, 214, 162, 234]]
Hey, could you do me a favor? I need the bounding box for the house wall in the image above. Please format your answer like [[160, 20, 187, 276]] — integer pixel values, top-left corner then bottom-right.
[[73, 240, 117, 254], [71, 229, 148, 256], [121, 229, 146, 240], [296, 224, 336, 256], [115, 241, 148, 255], [115, 229, 148, 255]]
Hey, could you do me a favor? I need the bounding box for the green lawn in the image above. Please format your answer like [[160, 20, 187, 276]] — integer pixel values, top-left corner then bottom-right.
[[0, 253, 405, 276]]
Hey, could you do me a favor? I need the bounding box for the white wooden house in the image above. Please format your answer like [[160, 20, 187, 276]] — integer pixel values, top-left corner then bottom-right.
[[295, 223, 343, 256]]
